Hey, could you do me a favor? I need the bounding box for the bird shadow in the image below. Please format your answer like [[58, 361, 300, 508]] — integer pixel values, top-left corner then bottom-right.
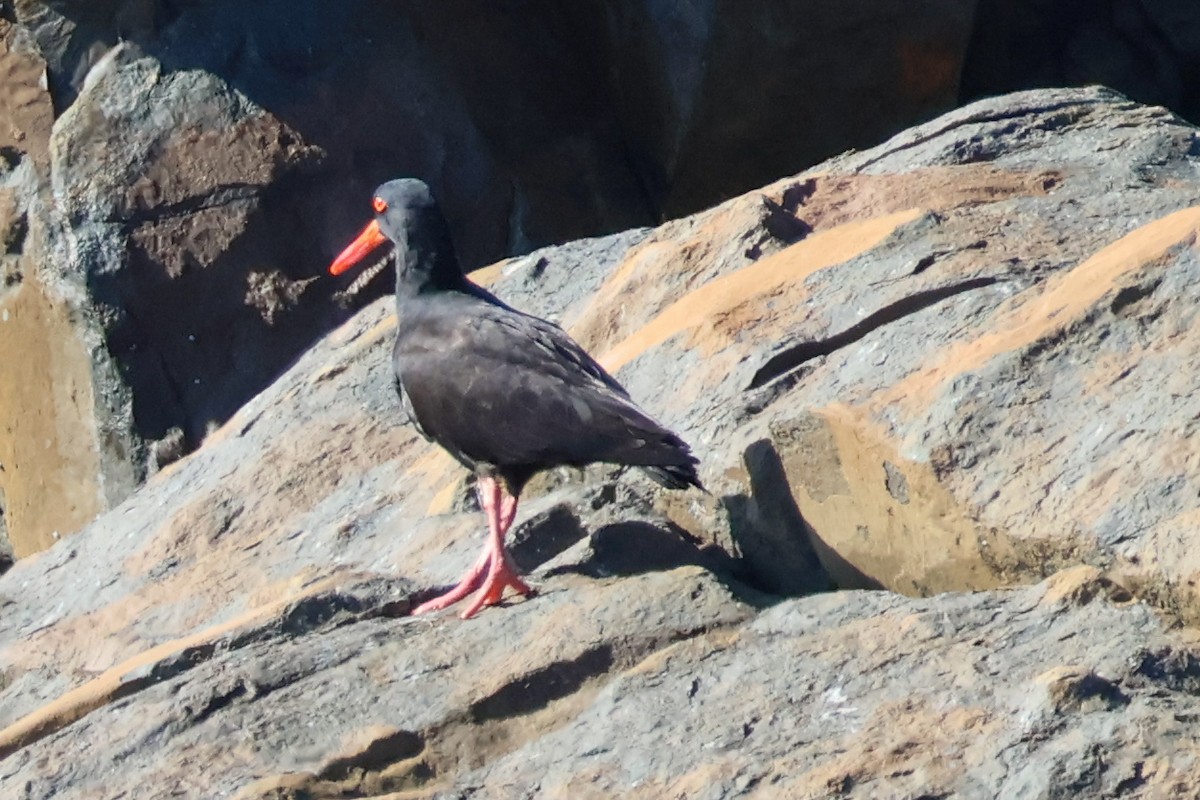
[[538, 520, 714, 579], [535, 518, 775, 609], [408, 484, 781, 613], [509, 504, 589, 574]]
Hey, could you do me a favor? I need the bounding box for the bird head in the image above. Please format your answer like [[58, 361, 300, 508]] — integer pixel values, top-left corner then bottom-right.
[[329, 179, 461, 292]]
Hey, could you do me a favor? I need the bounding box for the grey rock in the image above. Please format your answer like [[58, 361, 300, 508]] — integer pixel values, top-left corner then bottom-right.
[[465, 569, 1195, 799], [4, 82, 1200, 800]]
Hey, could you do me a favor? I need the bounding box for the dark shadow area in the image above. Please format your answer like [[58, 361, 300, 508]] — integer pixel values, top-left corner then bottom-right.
[[799, 521, 890, 594], [92, 168, 378, 446], [536, 515, 779, 611], [470, 644, 615, 723], [319, 729, 427, 782], [0, 491, 10, 576], [509, 505, 589, 575], [724, 439, 844, 597], [961, 0, 1200, 126], [541, 519, 731, 580], [744, 184, 815, 260], [1132, 647, 1200, 695]]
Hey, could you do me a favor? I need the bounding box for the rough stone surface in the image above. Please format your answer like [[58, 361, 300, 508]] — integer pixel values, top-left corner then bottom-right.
[[8, 1, 1200, 561], [550, 86, 1200, 625], [0, 26, 108, 559], [467, 569, 1200, 799], [3, 0, 981, 557], [0, 41, 358, 557], [0, 19, 52, 168], [4, 87, 1200, 797]]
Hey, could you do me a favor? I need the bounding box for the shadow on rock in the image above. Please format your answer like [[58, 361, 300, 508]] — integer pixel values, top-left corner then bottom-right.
[[559, 520, 718, 578], [510, 504, 589, 574], [724, 438, 881, 597], [539, 518, 757, 605]]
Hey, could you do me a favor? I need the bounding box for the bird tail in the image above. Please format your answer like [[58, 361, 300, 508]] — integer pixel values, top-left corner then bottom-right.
[[641, 462, 705, 492], [630, 427, 705, 492], [595, 393, 705, 491]]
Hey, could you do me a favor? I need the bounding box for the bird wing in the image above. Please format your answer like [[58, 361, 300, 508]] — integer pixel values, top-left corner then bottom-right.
[[496, 310, 632, 398], [392, 297, 688, 473]]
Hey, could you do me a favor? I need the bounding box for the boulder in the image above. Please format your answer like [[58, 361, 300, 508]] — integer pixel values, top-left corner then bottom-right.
[[562, 86, 1200, 623], [4, 86, 1200, 796], [12, 0, 1200, 563], [0, 19, 112, 560]]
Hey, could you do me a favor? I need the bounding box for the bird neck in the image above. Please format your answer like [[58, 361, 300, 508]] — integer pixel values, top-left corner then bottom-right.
[[392, 211, 471, 300], [393, 250, 470, 301]]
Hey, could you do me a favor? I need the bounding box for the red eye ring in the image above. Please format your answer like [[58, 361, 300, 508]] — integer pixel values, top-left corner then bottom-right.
[[372, 196, 388, 213]]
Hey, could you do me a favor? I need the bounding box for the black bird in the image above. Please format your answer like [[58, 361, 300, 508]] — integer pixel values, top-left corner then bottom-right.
[[329, 179, 702, 618]]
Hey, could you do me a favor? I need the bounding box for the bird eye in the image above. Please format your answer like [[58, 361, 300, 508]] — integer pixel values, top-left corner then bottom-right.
[[372, 197, 388, 213]]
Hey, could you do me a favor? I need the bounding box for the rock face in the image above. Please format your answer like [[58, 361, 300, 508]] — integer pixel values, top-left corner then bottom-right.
[[6, 0, 1200, 561], [0, 19, 111, 560], [4, 86, 1200, 797], [48, 52, 328, 445], [468, 569, 1200, 798], [1, 0, 982, 557], [0, 44, 338, 558]]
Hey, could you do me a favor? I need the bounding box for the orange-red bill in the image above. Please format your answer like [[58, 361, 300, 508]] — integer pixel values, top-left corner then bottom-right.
[[329, 219, 388, 276]]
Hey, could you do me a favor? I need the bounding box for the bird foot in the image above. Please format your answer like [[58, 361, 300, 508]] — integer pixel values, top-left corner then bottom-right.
[[458, 561, 534, 620], [411, 553, 533, 619], [411, 558, 489, 616]]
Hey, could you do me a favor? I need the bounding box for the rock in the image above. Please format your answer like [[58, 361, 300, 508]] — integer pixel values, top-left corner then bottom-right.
[[0, 43, 341, 558], [8, 1, 1200, 563], [0, 27, 113, 559], [538, 86, 1200, 625], [3, 86, 1200, 797], [46, 50, 330, 446], [466, 568, 1200, 798], [0, 19, 53, 169], [9, 0, 660, 267], [0, 486, 11, 575], [2, 567, 749, 798], [24, 0, 981, 557], [757, 88, 1200, 620]]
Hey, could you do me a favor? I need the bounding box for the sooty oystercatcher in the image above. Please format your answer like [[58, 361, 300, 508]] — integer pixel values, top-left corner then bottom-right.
[[329, 179, 702, 619]]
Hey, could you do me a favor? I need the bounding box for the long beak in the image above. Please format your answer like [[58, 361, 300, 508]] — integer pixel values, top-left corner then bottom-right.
[[329, 219, 388, 276]]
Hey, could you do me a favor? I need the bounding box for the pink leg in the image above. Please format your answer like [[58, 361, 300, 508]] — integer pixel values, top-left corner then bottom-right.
[[411, 476, 533, 618], [458, 488, 533, 619], [411, 479, 499, 615]]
